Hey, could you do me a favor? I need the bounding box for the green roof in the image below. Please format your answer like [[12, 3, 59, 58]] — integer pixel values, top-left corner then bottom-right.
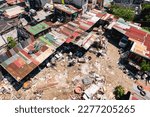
[[28, 22, 50, 35], [39, 36, 52, 46]]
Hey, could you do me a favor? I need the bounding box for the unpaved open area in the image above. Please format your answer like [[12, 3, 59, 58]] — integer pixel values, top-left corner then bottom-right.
[[0, 39, 136, 100]]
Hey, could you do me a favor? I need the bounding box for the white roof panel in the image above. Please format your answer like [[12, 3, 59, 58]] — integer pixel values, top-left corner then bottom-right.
[[0, 35, 6, 47]]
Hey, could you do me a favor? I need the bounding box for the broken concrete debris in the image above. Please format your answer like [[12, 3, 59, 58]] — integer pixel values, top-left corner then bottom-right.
[[71, 71, 107, 100], [82, 77, 93, 85], [89, 35, 108, 57]]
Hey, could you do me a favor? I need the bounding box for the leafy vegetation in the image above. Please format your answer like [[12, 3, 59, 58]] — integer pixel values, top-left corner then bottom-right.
[[141, 3, 150, 21], [108, 5, 135, 21], [7, 37, 17, 49], [140, 60, 150, 72], [140, 4, 150, 32], [114, 85, 125, 100], [142, 27, 150, 33], [108, 4, 150, 32]]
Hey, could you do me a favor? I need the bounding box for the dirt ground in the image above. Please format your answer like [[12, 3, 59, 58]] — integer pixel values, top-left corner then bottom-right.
[[0, 39, 138, 100]]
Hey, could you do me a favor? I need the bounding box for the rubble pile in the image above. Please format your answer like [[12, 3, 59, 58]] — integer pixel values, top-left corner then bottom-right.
[[70, 72, 107, 100], [0, 79, 14, 99], [89, 29, 108, 57]]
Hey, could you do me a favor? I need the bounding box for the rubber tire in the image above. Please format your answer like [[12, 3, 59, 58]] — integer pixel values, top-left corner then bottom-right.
[[137, 85, 143, 91], [140, 91, 146, 96]]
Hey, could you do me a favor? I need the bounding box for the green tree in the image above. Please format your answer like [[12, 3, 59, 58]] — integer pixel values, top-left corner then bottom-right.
[[7, 37, 17, 49], [109, 5, 135, 21], [140, 3, 150, 32], [114, 85, 125, 100], [140, 60, 150, 72]]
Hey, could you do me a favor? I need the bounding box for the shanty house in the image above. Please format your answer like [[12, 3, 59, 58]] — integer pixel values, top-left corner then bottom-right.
[[54, 4, 81, 22], [3, 5, 25, 19], [24, 21, 52, 38], [110, 18, 150, 71]]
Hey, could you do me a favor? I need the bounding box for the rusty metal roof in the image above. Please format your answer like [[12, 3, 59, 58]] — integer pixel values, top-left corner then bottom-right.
[[54, 4, 80, 15], [112, 20, 150, 60], [0, 9, 106, 81], [54, 9, 101, 43], [0, 37, 61, 81]]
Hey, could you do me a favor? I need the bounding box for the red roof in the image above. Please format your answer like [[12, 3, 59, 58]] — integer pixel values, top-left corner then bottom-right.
[[144, 34, 150, 48], [126, 28, 150, 59], [96, 13, 105, 18], [125, 27, 146, 42], [66, 32, 80, 43], [144, 34, 150, 57], [113, 22, 150, 59]]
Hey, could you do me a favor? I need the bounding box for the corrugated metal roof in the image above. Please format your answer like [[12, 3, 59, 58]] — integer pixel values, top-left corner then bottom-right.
[[4, 5, 24, 19], [25, 22, 51, 36], [0, 35, 6, 47], [72, 32, 98, 50], [0, 38, 57, 81], [33, 10, 52, 22], [54, 4, 79, 15], [6, 0, 25, 5], [0, 20, 15, 34], [0, 9, 110, 81], [2, 28, 18, 42], [112, 20, 150, 59]]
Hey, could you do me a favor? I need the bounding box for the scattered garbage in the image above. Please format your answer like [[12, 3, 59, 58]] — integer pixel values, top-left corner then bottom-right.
[[23, 81, 32, 90], [68, 58, 76, 67], [72, 76, 82, 85], [78, 58, 86, 63], [54, 53, 64, 61], [46, 62, 51, 68], [83, 84, 100, 99], [74, 85, 83, 94], [89, 32, 108, 57], [70, 71, 107, 100], [82, 77, 93, 85]]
